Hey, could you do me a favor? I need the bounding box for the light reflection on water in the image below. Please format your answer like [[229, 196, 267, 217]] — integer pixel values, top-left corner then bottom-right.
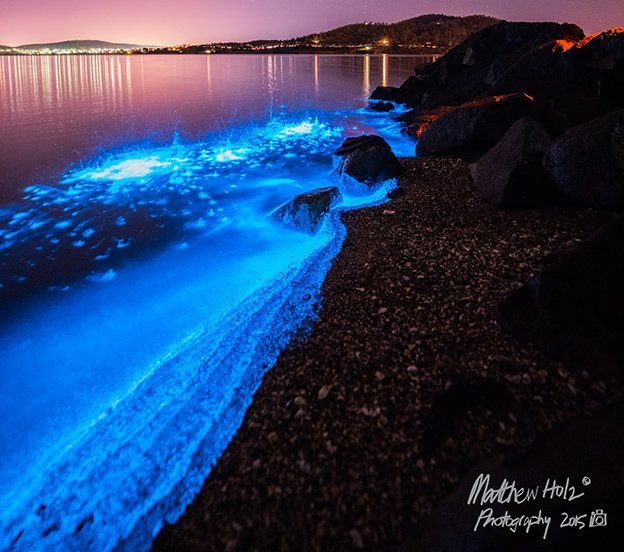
[[0, 54, 432, 200], [0, 54, 429, 551]]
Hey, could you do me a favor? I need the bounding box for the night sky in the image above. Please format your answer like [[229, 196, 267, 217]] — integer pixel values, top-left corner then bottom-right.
[[1, 0, 622, 46]]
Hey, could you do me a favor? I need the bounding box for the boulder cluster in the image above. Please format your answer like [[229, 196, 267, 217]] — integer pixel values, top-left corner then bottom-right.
[[373, 21, 624, 211], [372, 21, 624, 377]]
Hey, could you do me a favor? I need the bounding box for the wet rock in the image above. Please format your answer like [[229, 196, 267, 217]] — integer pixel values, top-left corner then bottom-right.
[[416, 93, 536, 158], [334, 135, 403, 185], [368, 101, 395, 113], [370, 85, 401, 102], [271, 187, 342, 234], [543, 110, 624, 210], [370, 75, 432, 107], [470, 116, 552, 209], [499, 214, 624, 378]]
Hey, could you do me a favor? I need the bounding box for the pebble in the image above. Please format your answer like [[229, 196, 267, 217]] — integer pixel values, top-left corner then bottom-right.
[[349, 529, 364, 549], [318, 386, 331, 400]]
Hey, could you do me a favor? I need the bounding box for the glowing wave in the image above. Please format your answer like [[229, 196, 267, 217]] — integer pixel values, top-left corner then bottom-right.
[[0, 111, 399, 551]]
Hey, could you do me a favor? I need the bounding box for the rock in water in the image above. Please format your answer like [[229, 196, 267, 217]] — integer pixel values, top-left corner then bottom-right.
[[416, 93, 536, 159], [271, 187, 342, 234], [334, 135, 403, 186], [499, 214, 624, 378], [370, 85, 401, 102], [470, 116, 552, 209], [543, 109, 624, 210], [367, 101, 395, 113]]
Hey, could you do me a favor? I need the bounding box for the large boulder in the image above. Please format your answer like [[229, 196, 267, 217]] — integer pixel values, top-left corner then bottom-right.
[[378, 21, 584, 111], [470, 116, 552, 208], [543, 110, 624, 210], [416, 93, 536, 158], [370, 85, 401, 102], [569, 27, 624, 71], [486, 38, 580, 101], [271, 187, 342, 234], [499, 214, 624, 378], [542, 29, 624, 132], [400, 105, 456, 139], [371, 75, 432, 107], [334, 135, 403, 185]]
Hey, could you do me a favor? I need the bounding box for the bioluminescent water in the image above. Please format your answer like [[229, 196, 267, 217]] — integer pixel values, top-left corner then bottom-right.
[[0, 54, 421, 551]]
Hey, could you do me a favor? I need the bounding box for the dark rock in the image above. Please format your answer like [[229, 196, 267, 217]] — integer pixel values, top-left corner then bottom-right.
[[400, 106, 456, 140], [543, 110, 624, 210], [334, 135, 403, 185], [541, 29, 624, 132], [370, 75, 432, 107], [392, 21, 584, 111], [486, 38, 579, 101], [416, 93, 536, 158], [271, 187, 342, 234], [470, 117, 552, 209], [368, 101, 395, 113], [370, 85, 401, 102], [570, 27, 624, 71], [499, 214, 624, 378], [542, 74, 621, 134]]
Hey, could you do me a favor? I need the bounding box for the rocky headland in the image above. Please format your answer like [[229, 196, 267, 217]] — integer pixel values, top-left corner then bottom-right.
[[154, 21, 624, 551]]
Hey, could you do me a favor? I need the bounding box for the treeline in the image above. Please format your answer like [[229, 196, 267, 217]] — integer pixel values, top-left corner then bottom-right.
[[298, 14, 500, 47]]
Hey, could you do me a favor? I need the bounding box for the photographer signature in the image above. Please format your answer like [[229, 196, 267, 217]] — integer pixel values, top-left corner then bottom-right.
[[467, 473, 608, 540]]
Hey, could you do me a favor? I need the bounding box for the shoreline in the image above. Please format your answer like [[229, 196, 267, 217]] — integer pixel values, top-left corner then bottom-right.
[[153, 157, 622, 550]]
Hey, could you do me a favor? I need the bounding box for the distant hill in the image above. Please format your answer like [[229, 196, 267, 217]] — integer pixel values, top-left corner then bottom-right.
[[299, 14, 499, 47], [14, 40, 149, 51], [5, 15, 501, 55]]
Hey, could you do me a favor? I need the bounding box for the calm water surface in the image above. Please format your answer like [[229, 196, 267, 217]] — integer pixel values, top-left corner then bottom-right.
[[0, 54, 424, 200], [0, 54, 423, 551]]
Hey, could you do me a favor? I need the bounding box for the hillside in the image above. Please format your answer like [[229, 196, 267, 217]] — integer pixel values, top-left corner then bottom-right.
[[5, 15, 501, 55], [298, 14, 500, 47], [14, 39, 148, 51]]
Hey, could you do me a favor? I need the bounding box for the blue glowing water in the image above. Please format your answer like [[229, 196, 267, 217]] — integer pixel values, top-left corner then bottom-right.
[[0, 55, 420, 551]]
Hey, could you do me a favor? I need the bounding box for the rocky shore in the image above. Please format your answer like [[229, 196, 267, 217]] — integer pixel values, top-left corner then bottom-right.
[[154, 20, 624, 551], [154, 157, 622, 551]]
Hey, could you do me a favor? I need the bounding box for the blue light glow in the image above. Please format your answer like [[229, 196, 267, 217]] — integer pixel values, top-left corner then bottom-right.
[[0, 108, 402, 551]]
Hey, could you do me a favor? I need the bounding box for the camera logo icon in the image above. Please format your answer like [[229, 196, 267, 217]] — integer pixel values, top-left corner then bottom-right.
[[589, 509, 607, 527]]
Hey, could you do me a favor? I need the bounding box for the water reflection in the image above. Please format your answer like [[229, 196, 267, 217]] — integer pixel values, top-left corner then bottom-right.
[[382, 53, 388, 87], [363, 54, 371, 96], [314, 54, 319, 95], [0, 54, 432, 202]]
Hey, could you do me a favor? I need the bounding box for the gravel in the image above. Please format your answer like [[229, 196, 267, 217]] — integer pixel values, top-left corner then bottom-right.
[[153, 157, 621, 551]]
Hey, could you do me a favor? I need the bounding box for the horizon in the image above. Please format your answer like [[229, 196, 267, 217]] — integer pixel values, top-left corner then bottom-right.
[[2, 1, 623, 47]]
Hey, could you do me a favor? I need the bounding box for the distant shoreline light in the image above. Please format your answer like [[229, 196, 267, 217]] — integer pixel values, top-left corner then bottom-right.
[[1, 44, 445, 56]]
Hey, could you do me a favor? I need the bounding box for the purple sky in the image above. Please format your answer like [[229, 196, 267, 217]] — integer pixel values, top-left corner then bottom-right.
[[1, 0, 622, 46]]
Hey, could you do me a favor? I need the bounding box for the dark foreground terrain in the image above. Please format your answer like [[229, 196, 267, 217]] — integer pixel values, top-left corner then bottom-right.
[[154, 158, 623, 551]]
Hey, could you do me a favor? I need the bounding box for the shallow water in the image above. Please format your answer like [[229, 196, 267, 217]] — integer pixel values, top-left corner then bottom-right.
[[0, 54, 422, 550]]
